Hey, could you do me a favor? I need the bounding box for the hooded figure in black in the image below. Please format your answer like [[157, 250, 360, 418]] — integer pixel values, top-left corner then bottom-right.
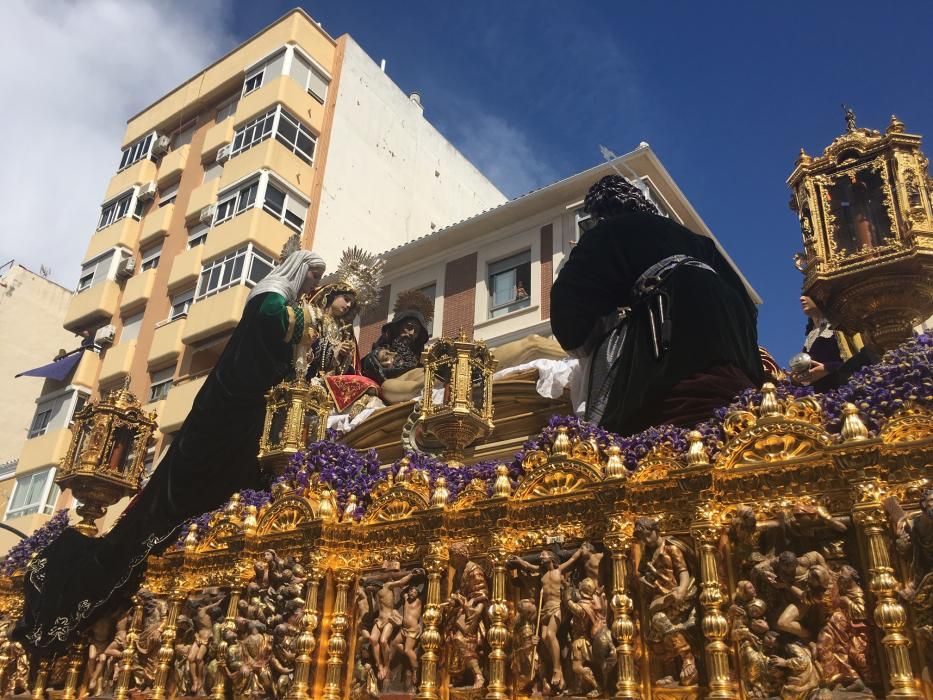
[[551, 175, 763, 436], [361, 289, 433, 386]]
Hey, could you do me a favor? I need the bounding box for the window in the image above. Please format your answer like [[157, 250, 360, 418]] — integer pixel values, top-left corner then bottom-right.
[[263, 181, 309, 232], [169, 287, 194, 320], [6, 468, 58, 520], [575, 209, 594, 240], [159, 181, 179, 208], [216, 96, 238, 122], [118, 132, 155, 171], [187, 224, 209, 249], [243, 68, 264, 95], [290, 52, 329, 104], [98, 191, 135, 230], [230, 106, 316, 164], [140, 242, 162, 271], [196, 245, 273, 300], [214, 180, 259, 226], [121, 311, 144, 342], [171, 121, 196, 149], [203, 161, 224, 184], [77, 249, 121, 292], [148, 366, 174, 403], [274, 109, 316, 163], [488, 251, 532, 319], [28, 409, 52, 439], [143, 445, 156, 476]]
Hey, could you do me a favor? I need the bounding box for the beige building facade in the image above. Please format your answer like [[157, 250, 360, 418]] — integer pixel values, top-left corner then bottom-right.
[[3, 9, 504, 550], [0, 263, 82, 552]]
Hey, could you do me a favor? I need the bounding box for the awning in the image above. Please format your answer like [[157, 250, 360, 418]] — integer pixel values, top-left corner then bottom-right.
[[15, 349, 84, 381]]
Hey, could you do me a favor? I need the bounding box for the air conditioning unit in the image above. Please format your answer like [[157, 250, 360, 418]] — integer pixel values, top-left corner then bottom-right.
[[116, 256, 136, 280], [216, 144, 232, 163], [199, 205, 216, 226], [137, 181, 157, 201], [94, 325, 116, 346], [151, 134, 171, 156]]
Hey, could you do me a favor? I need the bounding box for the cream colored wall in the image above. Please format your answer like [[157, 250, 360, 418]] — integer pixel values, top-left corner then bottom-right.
[[0, 266, 76, 465], [313, 37, 506, 270]]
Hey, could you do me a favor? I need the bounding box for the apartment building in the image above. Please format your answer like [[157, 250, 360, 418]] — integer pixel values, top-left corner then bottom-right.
[[0, 263, 80, 553], [360, 145, 760, 355], [3, 9, 504, 547]]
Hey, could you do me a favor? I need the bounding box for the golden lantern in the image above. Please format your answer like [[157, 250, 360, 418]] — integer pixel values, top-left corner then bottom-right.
[[788, 109, 933, 351], [258, 377, 332, 474], [57, 380, 157, 536], [418, 330, 497, 465]]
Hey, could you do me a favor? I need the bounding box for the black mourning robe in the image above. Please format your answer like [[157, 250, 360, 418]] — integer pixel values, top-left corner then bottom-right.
[[551, 212, 763, 436], [15, 293, 294, 655]]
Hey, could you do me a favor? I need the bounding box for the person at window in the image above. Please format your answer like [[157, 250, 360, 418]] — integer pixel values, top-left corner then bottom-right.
[[515, 280, 529, 300], [551, 175, 763, 436], [295, 247, 384, 417], [16, 250, 326, 657], [361, 289, 433, 388], [793, 295, 877, 392]]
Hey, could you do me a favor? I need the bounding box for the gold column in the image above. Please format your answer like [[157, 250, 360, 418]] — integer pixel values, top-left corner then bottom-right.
[[853, 492, 922, 698], [604, 529, 640, 700], [287, 562, 325, 700], [485, 547, 510, 700], [150, 588, 184, 700], [322, 569, 354, 700], [691, 517, 736, 700], [30, 658, 48, 700], [61, 640, 86, 700], [115, 596, 144, 700], [212, 585, 243, 700], [417, 551, 447, 700]]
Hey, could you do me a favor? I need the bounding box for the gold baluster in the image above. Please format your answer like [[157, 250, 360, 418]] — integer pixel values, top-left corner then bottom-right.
[[287, 562, 325, 700], [691, 515, 736, 699], [416, 551, 447, 700], [150, 588, 184, 700], [322, 569, 354, 700], [211, 584, 243, 700], [605, 525, 640, 699], [853, 491, 922, 698], [61, 640, 86, 700], [30, 657, 49, 700], [115, 596, 144, 700], [485, 547, 510, 700]]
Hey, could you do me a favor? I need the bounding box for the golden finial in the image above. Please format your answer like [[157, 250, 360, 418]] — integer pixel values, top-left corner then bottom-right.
[[431, 478, 449, 508], [457, 327, 469, 342], [552, 425, 572, 456], [796, 148, 812, 166], [841, 403, 870, 441], [493, 464, 511, 498], [243, 505, 258, 537], [759, 383, 782, 418], [184, 523, 198, 553], [319, 488, 335, 521], [343, 494, 358, 521], [604, 445, 626, 479], [686, 431, 710, 466], [886, 114, 905, 134], [224, 492, 241, 517]]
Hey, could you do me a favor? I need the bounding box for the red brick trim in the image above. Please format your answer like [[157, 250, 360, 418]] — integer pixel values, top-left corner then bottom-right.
[[358, 284, 391, 353], [540, 223, 553, 320], [442, 253, 477, 337]]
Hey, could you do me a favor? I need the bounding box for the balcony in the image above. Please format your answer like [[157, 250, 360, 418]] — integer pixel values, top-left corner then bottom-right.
[[18, 428, 71, 473], [220, 136, 314, 196], [183, 285, 250, 346], [202, 117, 235, 162], [185, 179, 220, 223], [167, 246, 204, 293], [72, 349, 102, 390], [140, 203, 175, 248], [104, 159, 158, 202], [98, 339, 137, 386], [149, 318, 186, 368], [203, 208, 294, 261], [157, 145, 190, 188], [235, 75, 325, 137], [84, 216, 141, 263], [64, 280, 121, 332], [120, 268, 157, 313], [159, 375, 206, 434]]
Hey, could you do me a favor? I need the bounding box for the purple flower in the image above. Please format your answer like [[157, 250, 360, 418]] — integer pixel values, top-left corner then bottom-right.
[[1, 509, 71, 575]]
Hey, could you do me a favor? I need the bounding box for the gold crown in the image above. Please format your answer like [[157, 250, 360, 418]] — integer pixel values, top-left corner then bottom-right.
[[313, 246, 384, 311]]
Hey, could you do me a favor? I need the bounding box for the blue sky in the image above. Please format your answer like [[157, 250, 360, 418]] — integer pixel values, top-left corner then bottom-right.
[[226, 0, 931, 364]]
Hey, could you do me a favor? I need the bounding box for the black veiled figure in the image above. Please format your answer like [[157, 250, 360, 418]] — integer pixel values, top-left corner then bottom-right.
[[551, 211, 764, 436]]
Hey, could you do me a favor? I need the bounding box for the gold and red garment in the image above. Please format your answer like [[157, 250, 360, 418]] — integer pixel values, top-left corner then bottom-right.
[[324, 374, 380, 413]]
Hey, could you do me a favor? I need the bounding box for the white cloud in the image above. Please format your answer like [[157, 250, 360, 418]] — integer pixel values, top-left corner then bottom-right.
[[0, 0, 235, 289]]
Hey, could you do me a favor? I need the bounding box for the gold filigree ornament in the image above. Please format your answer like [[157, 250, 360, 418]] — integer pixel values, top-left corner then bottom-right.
[[513, 456, 603, 500], [879, 401, 933, 443], [362, 473, 432, 523]]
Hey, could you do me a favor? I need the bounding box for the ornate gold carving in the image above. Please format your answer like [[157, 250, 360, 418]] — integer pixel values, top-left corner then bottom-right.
[[880, 401, 933, 443]]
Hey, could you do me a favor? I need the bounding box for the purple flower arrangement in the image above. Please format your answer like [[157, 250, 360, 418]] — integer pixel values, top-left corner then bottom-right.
[[1, 509, 70, 576]]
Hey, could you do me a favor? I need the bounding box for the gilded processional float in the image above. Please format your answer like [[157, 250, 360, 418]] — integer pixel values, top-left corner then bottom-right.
[[0, 115, 931, 700]]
